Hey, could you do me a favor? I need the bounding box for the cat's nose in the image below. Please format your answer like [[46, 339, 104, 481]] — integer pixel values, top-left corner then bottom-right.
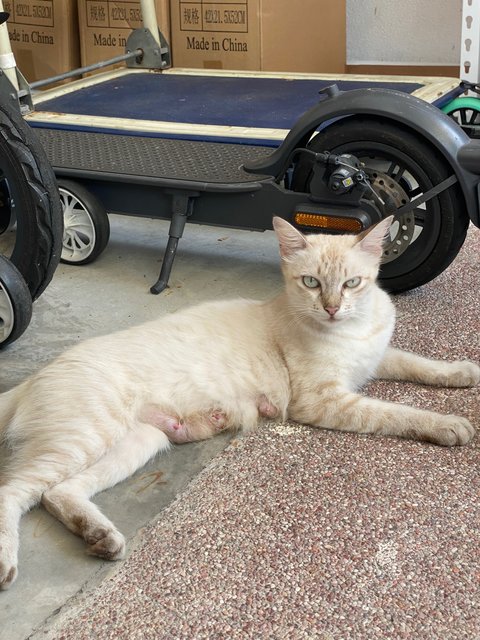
[[324, 305, 339, 317]]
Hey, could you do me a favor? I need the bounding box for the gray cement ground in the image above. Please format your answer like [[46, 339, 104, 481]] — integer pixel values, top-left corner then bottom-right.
[[1, 216, 479, 640], [1, 216, 282, 639]]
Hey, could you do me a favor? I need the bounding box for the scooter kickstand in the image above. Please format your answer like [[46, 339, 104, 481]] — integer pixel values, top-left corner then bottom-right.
[[150, 192, 197, 294]]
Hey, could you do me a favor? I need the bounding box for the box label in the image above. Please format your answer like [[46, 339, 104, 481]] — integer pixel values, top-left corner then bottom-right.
[[6, 0, 54, 27], [180, 2, 247, 33], [85, 1, 144, 29]]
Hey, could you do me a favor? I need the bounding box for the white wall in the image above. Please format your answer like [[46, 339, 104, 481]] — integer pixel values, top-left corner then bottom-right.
[[347, 0, 463, 65]]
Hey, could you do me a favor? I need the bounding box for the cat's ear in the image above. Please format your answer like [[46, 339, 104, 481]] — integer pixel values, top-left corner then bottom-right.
[[356, 215, 394, 259], [272, 217, 308, 259]]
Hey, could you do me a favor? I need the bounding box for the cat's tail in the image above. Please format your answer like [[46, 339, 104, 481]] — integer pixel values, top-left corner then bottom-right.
[[0, 383, 23, 440]]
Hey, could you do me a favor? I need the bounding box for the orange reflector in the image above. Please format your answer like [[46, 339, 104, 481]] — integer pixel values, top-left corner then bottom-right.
[[294, 212, 363, 233]]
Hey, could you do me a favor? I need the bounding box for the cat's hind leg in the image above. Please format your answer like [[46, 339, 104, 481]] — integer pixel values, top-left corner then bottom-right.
[[41, 422, 169, 560], [0, 440, 106, 590], [377, 347, 480, 387]]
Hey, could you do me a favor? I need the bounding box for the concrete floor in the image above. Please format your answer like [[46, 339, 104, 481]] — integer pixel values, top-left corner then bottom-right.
[[0, 215, 282, 640]]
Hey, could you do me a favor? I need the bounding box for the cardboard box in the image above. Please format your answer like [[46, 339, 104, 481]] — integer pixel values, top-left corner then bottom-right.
[[4, 0, 80, 83], [78, 0, 170, 69], [170, 0, 346, 72]]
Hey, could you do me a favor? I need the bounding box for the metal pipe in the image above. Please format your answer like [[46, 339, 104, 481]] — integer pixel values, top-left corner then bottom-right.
[[140, 0, 161, 46], [30, 49, 142, 90], [0, 0, 18, 90]]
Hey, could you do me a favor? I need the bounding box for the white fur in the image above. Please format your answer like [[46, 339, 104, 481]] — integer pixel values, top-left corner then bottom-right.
[[0, 216, 477, 589]]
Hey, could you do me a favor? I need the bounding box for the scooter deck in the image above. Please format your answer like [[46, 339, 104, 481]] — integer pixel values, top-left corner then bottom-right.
[[35, 128, 272, 190]]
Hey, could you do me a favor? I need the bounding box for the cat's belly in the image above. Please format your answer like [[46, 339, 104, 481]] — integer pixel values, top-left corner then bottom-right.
[[139, 341, 291, 428]]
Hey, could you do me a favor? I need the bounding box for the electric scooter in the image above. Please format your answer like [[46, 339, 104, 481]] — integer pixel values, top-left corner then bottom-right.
[[2, 5, 480, 298]]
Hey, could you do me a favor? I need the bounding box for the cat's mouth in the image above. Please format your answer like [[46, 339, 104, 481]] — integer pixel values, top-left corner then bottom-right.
[[313, 313, 342, 325], [309, 308, 345, 326]]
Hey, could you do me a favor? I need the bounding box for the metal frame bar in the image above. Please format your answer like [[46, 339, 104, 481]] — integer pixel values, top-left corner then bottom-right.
[[30, 50, 142, 90]]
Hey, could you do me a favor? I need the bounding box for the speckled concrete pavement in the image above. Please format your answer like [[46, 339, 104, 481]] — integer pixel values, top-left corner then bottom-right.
[[26, 225, 480, 640]]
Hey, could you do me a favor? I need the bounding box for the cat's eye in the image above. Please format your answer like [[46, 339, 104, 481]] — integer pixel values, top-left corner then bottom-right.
[[302, 276, 320, 289], [344, 276, 362, 289]]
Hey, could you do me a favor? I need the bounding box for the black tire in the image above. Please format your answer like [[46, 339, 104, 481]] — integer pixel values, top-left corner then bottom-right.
[[0, 103, 63, 300], [292, 117, 470, 293], [58, 180, 110, 265], [0, 254, 32, 348]]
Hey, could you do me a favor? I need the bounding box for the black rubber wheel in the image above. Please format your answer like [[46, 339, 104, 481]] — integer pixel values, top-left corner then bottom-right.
[[291, 117, 470, 293], [58, 180, 110, 265], [0, 254, 32, 348], [0, 104, 63, 300]]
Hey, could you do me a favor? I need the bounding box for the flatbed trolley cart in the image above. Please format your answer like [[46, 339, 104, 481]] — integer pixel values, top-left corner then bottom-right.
[[1, 0, 480, 296]]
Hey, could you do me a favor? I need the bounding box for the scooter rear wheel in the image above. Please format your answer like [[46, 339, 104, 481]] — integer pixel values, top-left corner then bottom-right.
[[292, 117, 469, 293]]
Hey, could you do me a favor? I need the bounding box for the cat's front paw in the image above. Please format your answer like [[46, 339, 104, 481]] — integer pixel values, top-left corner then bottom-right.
[[444, 361, 480, 387], [425, 415, 475, 446]]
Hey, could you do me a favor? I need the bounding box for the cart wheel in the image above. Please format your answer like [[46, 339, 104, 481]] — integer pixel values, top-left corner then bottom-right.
[[0, 254, 32, 348], [442, 97, 480, 138], [0, 103, 63, 300], [58, 180, 110, 265], [291, 118, 469, 293]]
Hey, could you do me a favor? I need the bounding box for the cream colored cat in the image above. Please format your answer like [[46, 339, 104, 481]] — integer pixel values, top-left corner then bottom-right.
[[0, 216, 478, 589]]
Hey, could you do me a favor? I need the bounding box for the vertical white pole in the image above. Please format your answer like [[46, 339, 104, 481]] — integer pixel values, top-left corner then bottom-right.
[[140, 0, 161, 46], [461, 0, 480, 83], [0, 0, 18, 89]]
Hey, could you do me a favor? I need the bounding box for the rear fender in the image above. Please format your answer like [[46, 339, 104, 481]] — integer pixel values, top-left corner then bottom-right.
[[244, 87, 480, 227]]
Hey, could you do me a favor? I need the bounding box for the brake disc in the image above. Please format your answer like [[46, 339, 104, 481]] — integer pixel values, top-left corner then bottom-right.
[[367, 171, 416, 264]]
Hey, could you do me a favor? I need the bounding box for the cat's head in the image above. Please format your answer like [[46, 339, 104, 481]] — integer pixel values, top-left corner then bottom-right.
[[272, 216, 393, 326]]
